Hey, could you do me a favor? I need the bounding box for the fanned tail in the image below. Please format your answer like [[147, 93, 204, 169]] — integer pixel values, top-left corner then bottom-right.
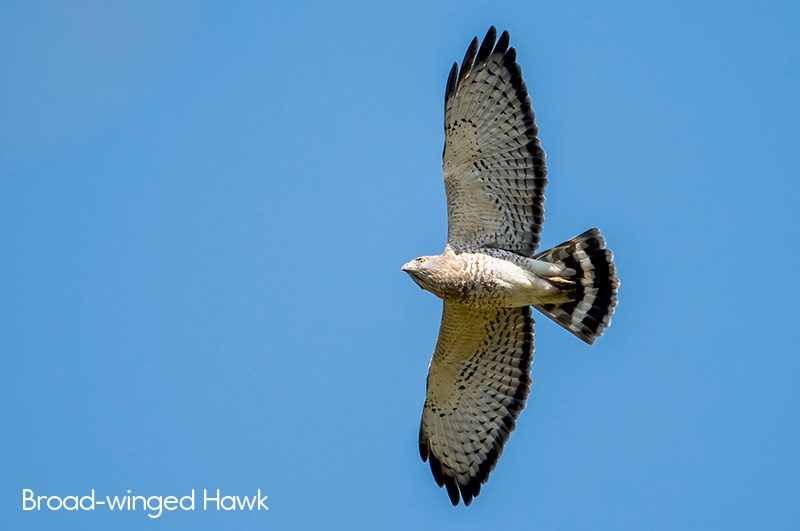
[[533, 228, 619, 344]]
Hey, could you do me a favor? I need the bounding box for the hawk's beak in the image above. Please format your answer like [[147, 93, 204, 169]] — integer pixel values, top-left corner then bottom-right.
[[401, 262, 412, 273]]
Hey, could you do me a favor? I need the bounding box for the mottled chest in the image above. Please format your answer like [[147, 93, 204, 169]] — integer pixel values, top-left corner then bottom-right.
[[427, 250, 534, 307]]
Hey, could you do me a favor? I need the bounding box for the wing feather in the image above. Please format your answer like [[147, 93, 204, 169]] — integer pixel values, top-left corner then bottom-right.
[[419, 303, 534, 506], [443, 27, 547, 257]]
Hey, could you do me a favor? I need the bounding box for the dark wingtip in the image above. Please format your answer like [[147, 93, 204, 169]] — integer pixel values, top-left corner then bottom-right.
[[428, 452, 446, 487], [419, 418, 430, 461], [429, 449, 463, 505], [505, 46, 517, 65], [448, 27, 517, 107], [475, 26, 497, 64], [495, 30, 510, 55], [444, 62, 458, 104], [446, 480, 460, 506], [456, 36, 479, 87]]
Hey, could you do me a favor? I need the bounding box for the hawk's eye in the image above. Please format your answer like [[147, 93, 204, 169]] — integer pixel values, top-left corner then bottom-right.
[[417, 258, 426, 263]]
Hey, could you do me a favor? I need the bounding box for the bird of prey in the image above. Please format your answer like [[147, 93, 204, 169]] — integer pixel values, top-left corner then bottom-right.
[[402, 27, 620, 506]]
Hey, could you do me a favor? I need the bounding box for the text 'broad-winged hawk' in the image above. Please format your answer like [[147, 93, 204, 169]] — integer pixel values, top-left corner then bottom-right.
[[402, 26, 620, 506]]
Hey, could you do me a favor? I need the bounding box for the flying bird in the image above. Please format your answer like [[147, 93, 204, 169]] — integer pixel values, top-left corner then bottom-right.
[[402, 26, 620, 506]]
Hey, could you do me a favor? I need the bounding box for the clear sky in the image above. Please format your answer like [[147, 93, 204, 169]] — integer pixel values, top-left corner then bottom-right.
[[2, 1, 799, 529]]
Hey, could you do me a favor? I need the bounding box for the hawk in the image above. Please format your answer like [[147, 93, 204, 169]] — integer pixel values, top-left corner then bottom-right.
[[402, 27, 620, 506]]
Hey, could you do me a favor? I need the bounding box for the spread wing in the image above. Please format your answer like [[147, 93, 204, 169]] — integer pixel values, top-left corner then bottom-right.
[[419, 302, 534, 506], [443, 26, 548, 257]]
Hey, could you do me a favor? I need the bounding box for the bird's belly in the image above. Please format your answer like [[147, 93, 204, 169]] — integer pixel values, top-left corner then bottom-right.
[[456, 279, 554, 307], [436, 255, 561, 308]]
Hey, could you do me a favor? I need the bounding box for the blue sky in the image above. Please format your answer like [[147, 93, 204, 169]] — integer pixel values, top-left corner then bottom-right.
[[2, 1, 799, 529]]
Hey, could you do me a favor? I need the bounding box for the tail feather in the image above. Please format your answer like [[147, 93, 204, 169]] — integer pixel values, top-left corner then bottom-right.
[[533, 228, 619, 344]]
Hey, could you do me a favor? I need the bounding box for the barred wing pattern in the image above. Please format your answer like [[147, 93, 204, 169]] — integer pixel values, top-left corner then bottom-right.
[[443, 26, 548, 257], [419, 303, 534, 506]]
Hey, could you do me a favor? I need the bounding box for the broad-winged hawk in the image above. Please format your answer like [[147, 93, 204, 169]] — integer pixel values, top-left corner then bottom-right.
[[402, 26, 620, 506]]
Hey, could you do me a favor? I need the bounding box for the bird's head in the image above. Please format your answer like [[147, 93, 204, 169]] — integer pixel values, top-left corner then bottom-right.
[[401, 255, 437, 291]]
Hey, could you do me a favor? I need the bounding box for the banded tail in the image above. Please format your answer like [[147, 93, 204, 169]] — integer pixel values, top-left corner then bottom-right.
[[534, 228, 619, 344]]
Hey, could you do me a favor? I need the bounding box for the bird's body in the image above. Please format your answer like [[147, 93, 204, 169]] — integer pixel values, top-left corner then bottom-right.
[[403, 247, 568, 308], [403, 27, 620, 506]]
